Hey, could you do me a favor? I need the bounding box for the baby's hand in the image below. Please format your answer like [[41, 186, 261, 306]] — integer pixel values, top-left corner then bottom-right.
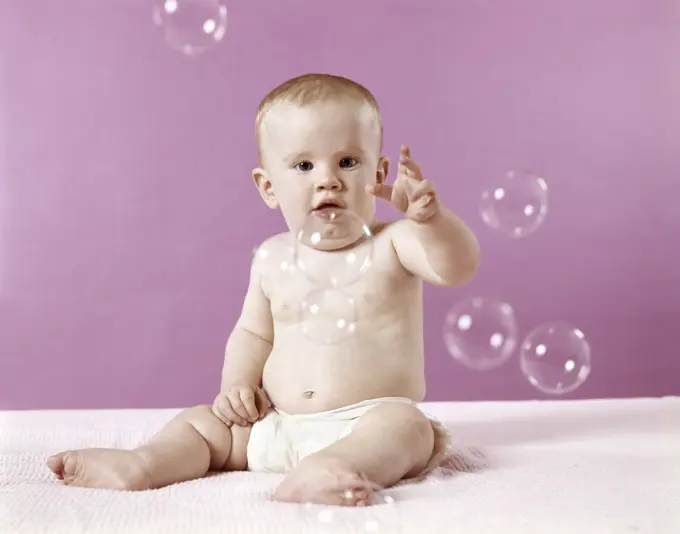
[[212, 384, 270, 427], [366, 144, 439, 223]]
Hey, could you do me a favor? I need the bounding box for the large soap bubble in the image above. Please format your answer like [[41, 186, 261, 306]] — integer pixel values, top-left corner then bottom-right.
[[443, 297, 518, 370], [520, 322, 592, 395], [294, 207, 373, 288], [480, 169, 548, 238]]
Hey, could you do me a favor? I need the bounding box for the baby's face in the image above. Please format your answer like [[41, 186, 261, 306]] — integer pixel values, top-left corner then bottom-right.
[[256, 100, 385, 241]]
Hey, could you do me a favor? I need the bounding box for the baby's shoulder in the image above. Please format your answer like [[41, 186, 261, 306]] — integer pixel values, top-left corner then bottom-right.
[[368, 220, 413, 274], [258, 231, 293, 248], [252, 232, 294, 261], [371, 218, 411, 245]]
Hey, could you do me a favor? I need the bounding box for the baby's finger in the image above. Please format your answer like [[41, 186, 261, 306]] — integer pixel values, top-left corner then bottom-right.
[[400, 144, 411, 160], [410, 179, 435, 204], [227, 392, 250, 425], [255, 388, 271, 418], [212, 400, 235, 426], [400, 157, 423, 181], [239, 389, 260, 422]]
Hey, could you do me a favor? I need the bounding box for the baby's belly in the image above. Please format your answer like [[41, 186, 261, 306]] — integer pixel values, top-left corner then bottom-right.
[[262, 326, 425, 414]]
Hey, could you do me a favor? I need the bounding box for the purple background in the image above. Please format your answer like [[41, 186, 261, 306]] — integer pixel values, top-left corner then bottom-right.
[[1, 1, 678, 410]]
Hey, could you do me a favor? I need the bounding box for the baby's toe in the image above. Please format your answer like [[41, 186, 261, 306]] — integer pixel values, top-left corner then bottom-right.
[[46, 452, 68, 478], [339, 484, 374, 507], [47, 451, 81, 484], [46, 453, 62, 474]]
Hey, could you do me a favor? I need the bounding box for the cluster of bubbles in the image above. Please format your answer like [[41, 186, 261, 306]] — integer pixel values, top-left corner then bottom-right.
[[443, 297, 591, 395], [462, 168, 591, 394], [254, 207, 374, 345]]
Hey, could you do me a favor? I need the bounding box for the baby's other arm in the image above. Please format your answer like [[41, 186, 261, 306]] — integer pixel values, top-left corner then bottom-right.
[[220, 260, 274, 392], [212, 259, 274, 426]]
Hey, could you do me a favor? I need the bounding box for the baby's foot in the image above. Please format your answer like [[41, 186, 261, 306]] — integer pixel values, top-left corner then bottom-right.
[[46, 448, 152, 491], [274, 456, 375, 506]]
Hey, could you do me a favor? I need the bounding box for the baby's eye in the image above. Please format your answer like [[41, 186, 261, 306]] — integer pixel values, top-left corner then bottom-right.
[[339, 157, 358, 169], [295, 161, 313, 172]]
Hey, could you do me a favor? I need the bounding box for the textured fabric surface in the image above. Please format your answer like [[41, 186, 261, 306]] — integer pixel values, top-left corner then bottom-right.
[[1, 398, 678, 533]]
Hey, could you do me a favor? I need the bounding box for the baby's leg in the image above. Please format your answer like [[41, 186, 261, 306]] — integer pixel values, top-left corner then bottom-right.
[[274, 403, 434, 505], [47, 405, 251, 490]]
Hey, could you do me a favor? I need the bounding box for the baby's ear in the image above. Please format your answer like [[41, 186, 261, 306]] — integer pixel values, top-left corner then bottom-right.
[[252, 168, 278, 209], [376, 156, 390, 184]]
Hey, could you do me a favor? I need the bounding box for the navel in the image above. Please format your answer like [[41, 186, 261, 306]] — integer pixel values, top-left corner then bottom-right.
[[302, 390, 315, 399]]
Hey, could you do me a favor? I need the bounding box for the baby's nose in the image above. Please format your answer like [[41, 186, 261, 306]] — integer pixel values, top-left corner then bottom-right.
[[316, 174, 342, 191]]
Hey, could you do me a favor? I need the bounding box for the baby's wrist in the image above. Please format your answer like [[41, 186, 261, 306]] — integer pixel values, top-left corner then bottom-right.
[[223, 380, 258, 391]]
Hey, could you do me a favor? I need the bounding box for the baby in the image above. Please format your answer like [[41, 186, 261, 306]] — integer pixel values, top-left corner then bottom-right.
[[47, 73, 480, 506]]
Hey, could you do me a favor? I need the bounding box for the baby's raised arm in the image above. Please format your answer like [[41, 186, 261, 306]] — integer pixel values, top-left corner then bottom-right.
[[213, 260, 274, 427], [390, 211, 479, 288]]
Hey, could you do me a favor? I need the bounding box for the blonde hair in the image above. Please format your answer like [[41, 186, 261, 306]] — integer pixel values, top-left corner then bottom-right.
[[255, 73, 383, 160]]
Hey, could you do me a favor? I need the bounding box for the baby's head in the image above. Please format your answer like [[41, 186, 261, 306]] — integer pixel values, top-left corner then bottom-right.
[[252, 73, 389, 238]]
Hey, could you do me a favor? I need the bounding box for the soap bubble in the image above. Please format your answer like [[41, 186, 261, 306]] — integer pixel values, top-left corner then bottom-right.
[[294, 208, 373, 288], [520, 322, 592, 395], [443, 297, 518, 370], [480, 169, 548, 238], [252, 241, 294, 279], [300, 288, 357, 345], [298, 480, 397, 532], [153, 0, 227, 56]]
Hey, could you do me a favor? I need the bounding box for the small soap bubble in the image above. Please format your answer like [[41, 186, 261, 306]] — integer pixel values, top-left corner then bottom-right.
[[294, 208, 373, 288], [480, 169, 548, 238], [300, 288, 357, 345], [520, 322, 592, 395], [443, 297, 518, 370], [153, 0, 227, 56], [298, 480, 397, 532]]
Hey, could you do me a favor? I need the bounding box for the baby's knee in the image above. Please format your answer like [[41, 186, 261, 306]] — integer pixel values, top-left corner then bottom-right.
[[179, 405, 231, 440], [383, 404, 435, 474], [380, 403, 432, 432], [358, 403, 434, 449], [399, 405, 434, 444], [180, 404, 217, 424], [179, 404, 251, 471], [377, 404, 435, 463]]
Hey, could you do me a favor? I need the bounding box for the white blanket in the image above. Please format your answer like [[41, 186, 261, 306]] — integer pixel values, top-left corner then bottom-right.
[[1, 397, 678, 533]]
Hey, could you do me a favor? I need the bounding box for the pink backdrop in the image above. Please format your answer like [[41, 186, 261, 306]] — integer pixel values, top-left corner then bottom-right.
[[1, 0, 678, 409]]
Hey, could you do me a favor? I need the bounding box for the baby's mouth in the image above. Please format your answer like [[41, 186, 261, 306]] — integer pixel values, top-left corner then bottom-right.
[[312, 203, 345, 220]]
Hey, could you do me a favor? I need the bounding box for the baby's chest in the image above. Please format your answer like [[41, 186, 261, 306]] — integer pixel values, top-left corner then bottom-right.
[[266, 272, 396, 325]]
